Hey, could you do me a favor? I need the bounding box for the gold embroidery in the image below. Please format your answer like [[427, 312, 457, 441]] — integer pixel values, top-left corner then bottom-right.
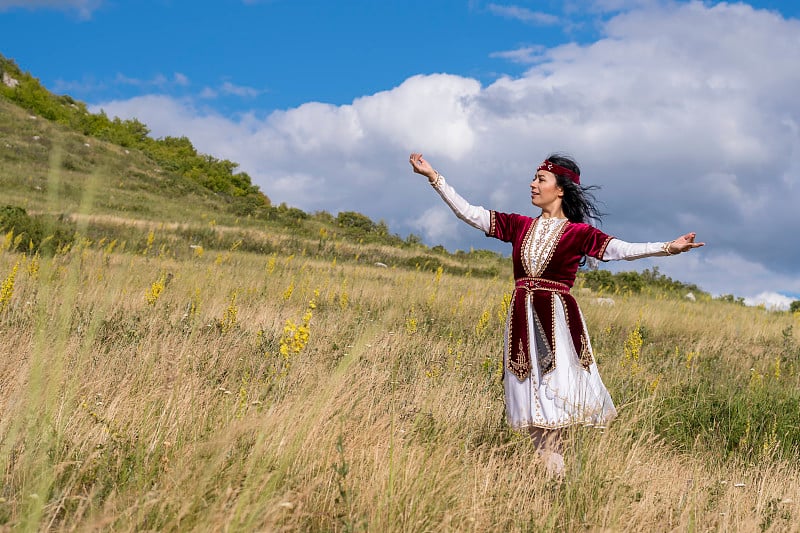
[[520, 218, 536, 276], [578, 312, 594, 369], [549, 294, 557, 372], [561, 296, 594, 371], [543, 220, 569, 273], [597, 234, 614, 261], [506, 290, 528, 381], [579, 335, 594, 370], [523, 218, 569, 277], [509, 337, 530, 380], [532, 306, 555, 376], [506, 288, 515, 355]]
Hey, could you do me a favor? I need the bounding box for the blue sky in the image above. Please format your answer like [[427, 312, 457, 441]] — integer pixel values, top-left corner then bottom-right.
[[1, 0, 799, 308], [1, 0, 649, 113]]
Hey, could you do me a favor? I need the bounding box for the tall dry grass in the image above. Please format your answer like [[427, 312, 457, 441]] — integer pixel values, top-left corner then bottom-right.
[[2, 232, 799, 532]]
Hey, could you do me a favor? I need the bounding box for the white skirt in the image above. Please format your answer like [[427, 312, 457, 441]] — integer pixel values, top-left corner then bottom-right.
[[503, 294, 617, 429]]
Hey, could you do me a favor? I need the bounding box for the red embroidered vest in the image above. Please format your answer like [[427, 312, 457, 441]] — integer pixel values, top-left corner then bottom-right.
[[488, 211, 613, 380]]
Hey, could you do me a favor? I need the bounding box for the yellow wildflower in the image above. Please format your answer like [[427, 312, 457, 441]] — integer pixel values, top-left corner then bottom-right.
[[0, 261, 19, 311], [145, 274, 166, 305]]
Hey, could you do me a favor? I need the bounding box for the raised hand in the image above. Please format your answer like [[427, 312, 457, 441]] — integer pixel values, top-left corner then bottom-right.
[[409, 153, 437, 182]]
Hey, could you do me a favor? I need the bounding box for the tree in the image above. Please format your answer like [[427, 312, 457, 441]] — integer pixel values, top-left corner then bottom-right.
[[336, 211, 376, 234], [791, 300, 800, 314]]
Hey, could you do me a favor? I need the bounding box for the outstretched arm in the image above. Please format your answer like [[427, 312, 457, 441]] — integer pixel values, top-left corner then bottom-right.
[[603, 233, 705, 261], [409, 152, 491, 233]]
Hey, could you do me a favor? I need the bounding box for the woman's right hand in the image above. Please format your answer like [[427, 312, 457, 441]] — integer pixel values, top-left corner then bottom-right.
[[409, 153, 437, 182]]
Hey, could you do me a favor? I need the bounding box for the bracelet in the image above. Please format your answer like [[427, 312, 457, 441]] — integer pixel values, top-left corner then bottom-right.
[[428, 170, 440, 185], [662, 240, 677, 255]]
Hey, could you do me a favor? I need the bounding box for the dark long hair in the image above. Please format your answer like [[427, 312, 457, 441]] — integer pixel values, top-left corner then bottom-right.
[[545, 153, 604, 225]]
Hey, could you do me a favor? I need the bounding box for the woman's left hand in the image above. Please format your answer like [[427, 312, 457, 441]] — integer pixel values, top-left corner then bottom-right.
[[668, 232, 705, 254]]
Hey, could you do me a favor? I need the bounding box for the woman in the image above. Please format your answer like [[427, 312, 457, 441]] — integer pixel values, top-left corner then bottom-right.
[[409, 152, 704, 475]]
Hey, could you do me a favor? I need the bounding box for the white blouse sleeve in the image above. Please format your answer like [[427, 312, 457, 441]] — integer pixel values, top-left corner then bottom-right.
[[602, 238, 670, 261], [430, 173, 491, 233]]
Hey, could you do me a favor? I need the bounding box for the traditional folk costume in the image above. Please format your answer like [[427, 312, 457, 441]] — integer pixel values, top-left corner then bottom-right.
[[431, 170, 673, 430]]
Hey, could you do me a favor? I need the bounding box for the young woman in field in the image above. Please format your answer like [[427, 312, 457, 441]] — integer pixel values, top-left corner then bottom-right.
[[409, 152, 704, 475]]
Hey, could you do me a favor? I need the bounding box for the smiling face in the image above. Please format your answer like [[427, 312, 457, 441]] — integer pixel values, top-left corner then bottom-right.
[[530, 169, 564, 212]]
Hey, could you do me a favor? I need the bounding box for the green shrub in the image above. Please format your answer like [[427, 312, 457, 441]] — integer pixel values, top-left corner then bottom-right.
[[715, 293, 746, 305], [579, 266, 708, 297], [336, 211, 376, 234], [658, 380, 800, 462], [0, 205, 76, 254]]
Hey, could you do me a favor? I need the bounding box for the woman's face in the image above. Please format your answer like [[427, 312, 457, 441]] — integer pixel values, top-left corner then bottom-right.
[[530, 170, 564, 210]]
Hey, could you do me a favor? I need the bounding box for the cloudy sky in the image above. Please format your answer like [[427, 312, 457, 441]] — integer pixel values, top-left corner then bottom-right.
[[1, 0, 799, 308]]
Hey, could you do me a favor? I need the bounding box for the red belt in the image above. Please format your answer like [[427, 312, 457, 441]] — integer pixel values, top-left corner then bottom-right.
[[515, 277, 570, 294]]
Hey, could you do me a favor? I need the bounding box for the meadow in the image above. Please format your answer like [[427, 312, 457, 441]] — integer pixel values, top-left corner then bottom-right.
[[2, 220, 799, 532]]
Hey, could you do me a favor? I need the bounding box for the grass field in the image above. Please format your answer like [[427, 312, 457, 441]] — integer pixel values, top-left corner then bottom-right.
[[2, 219, 799, 531], [2, 93, 800, 532]]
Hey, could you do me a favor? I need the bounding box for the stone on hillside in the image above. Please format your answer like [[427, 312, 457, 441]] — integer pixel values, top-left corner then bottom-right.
[[2, 72, 19, 88], [685, 292, 696, 301]]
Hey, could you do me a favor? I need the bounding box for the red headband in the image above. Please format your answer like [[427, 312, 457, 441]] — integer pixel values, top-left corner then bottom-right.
[[537, 160, 580, 185]]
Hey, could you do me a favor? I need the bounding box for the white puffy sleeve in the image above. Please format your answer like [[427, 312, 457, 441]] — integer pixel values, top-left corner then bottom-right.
[[602, 238, 671, 261], [430, 173, 491, 233]]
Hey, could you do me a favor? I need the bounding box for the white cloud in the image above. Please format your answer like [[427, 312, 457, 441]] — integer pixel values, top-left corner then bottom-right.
[[605, 250, 800, 302], [220, 81, 260, 98], [196, 82, 262, 100], [487, 4, 560, 25], [0, 0, 102, 18], [489, 46, 545, 64], [114, 73, 171, 88], [173, 73, 190, 86], [744, 292, 796, 311], [410, 207, 461, 244], [52, 72, 189, 98], [93, 2, 800, 300], [577, 0, 659, 14], [53, 76, 105, 95], [352, 74, 481, 160]]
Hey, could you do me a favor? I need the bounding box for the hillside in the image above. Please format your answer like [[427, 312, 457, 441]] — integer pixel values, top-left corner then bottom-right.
[[0, 55, 708, 297], [0, 97, 237, 221], [1, 53, 716, 295], [1, 54, 518, 277]]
